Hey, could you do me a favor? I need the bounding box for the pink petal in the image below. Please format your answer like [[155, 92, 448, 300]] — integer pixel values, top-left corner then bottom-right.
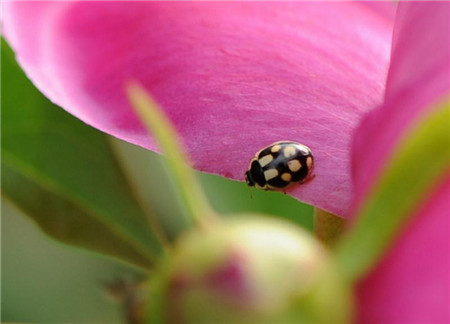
[[353, 2, 450, 321], [2, 2, 395, 217], [352, 2, 450, 205], [385, 2, 450, 101], [356, 177, 450, 323]]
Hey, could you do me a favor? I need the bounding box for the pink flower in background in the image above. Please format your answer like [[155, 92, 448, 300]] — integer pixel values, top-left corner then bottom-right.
[[2, 2, 396, 217], [3, 1, 449, 322], [352, 3, 449, 322]]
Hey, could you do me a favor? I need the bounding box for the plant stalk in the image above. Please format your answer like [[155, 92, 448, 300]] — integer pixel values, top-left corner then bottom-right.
[[314, 208, 346, 247]]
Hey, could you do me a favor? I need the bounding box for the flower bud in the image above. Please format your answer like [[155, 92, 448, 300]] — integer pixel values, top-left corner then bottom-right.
[[150, 215, 353, 323]]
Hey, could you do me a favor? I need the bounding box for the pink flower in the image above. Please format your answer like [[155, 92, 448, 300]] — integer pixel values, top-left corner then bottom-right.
[[3, 1, 449, 322], [349, 3, 449, 322], [2, 2, 396, 217]]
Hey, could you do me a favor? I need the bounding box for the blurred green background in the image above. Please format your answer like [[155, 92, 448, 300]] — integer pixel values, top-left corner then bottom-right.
[[1, 39, 313, 323]]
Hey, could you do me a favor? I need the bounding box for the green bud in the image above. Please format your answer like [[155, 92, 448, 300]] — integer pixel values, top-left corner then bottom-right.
[[149, 215, 354, 323]]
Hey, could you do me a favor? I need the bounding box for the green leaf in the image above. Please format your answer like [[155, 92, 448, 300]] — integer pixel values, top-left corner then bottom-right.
[[335, 99, 450, 280], [1, 39, 163, 269]]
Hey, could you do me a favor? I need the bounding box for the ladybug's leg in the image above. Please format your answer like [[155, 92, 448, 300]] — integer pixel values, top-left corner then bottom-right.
[[247, 186, 253, 199]]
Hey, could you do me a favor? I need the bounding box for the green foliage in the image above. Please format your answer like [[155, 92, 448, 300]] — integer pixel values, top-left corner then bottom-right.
[[1, 40, 163, 269], [1, 205, 137, 323]]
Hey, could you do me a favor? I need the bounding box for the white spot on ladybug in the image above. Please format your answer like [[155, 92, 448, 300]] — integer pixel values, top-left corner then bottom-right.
[[258, 154, 273, 167], [281, 173, 292, 182], [288, 159, 302, 172], [271, 144, 282, 153], [264, 169, 279, 181], [283, 146, 296, 158]]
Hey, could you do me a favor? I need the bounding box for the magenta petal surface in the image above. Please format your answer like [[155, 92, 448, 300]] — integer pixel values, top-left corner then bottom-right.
[[353, 2, 450, 322], [2, 2, 395, 217], [352, 2, 450, 204]]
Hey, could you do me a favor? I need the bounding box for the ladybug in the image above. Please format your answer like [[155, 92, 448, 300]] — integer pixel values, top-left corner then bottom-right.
[[244, 141, 314, 191]]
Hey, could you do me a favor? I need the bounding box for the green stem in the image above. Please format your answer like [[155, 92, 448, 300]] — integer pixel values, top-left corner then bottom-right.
[[108, 137, 171, 255], [314, 208, 346, 247], [126, 82, 218, 231]]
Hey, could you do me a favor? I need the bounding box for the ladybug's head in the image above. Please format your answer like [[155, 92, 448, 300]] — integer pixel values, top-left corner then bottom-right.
[[244, 171, 255, 187]]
